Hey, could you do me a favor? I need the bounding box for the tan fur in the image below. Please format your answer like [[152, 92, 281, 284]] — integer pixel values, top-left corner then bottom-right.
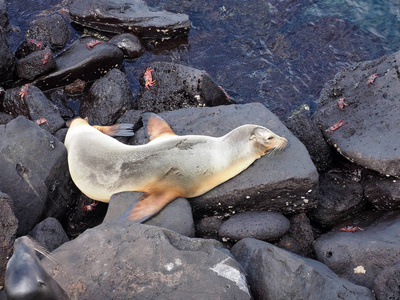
[[64, 116, 287, 221]]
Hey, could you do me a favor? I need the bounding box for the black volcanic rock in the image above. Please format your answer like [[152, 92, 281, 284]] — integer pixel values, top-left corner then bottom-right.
[[134, 62, 233, 113], [313, 50, 400, 177], [69, 0, 190, 38], [33, 37, 124, 90]]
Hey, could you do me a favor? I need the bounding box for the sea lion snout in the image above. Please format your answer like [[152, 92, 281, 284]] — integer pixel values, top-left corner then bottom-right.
[[250, 126, 288, 156]]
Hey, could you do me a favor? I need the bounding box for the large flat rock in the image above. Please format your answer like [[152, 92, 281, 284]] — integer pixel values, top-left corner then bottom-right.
[[135, 103, 319, 216], [69, 0, 190, 38], [313, 50, 400, 177], [41, 223, 251, 299]]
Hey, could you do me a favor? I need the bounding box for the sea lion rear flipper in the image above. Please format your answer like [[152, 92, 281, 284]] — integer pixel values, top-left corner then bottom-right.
[[142, 113, 176, 141], [118, 191, 178, 223], [93, 123, 135, 137]]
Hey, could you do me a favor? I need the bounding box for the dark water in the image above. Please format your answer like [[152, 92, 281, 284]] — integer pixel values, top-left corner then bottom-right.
[[6, 0, 400, 119]]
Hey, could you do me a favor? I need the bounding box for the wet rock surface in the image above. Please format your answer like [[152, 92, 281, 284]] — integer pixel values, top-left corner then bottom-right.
[[15, 48, 55, 81], [135, 103, 319, 216], [314, 211, 400, 289], [218, 211, 290, 242], [0, 24, 15, 84], [33, 37, 124, 90], [26, 13, 70, 50], [108, 33, 145, 59], [79, 68, 134, 125], [41, 222, 251, 300], [0, 117, 73, 235], [313, 50, 400, 177], [1, 84, 65, 134], [134, 61, 233, 113], [231, 238, 374, 300], [15, 38, 46, 59], [0, 192, 18, 287], [69, 0, 190, 38]]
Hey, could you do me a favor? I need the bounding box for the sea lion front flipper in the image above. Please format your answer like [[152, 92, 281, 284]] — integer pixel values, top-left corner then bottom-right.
[[93, 123, 135, 137], [119, 191, 179, 223], [142, 113, 177, 141]]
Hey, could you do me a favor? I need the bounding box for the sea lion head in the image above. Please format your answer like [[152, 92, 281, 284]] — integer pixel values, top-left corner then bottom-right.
[[5, 236, 69, 300], [248, 125, 288, 157]]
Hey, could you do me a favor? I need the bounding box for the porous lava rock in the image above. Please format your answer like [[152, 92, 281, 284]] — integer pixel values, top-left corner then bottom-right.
[[313, 50, 400, 177], [134, 62, 233, 113], [79, 68, 133, 125], [314, 211, 400, 289]]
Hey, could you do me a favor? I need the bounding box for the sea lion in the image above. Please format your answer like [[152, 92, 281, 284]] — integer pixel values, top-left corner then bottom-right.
[[64, 113, 288, 222], [5, 236, 69, 300]]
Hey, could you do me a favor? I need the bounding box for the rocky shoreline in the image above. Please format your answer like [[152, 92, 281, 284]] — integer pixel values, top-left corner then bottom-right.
[[1, 0, 399, 299]]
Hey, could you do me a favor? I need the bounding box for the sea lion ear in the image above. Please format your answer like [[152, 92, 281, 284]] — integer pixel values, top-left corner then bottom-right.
[[142, 112, 177, 141]]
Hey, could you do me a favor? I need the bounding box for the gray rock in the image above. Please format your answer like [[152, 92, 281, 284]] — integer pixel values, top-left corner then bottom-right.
[[28, 217, 69, 254], [364, 173, 400, 210], [26, 13, 70, 50], [0, 112, 13, 124], [15, 38, 46, 59], [284, 105, 333, 172], [0, 0, 8, 29], [373, 260, 400, 300], [1, 85, 65, 134], [313, 50, 400, 177], [41, 222, 251, 299], [16, 48, 56, 80], [134, 62, 233, 113], [276, 213, 315, 258], [310, 171, 365, 227], [69, 0, 191, 38], [196, 216, 224, 240], [33, 37, 124, 90], [218, 211, 290, 242], [0, 192, 18, 287], [0, 116, 73, 235], [103, 191, 195, 237], [231, 238, 374, 300], [0, 24, 15, 84], [108, 33, 145, 59], [314, 211, 400, 289], [79, 68, 133, 125], [135, 103, 319, 216]]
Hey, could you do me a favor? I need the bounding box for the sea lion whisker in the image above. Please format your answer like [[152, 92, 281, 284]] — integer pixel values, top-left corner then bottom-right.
[[28, 237, 57, 263]]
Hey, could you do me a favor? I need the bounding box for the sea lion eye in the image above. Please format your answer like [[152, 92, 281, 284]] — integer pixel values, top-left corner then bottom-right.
[[268, 136, 274, 140]]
